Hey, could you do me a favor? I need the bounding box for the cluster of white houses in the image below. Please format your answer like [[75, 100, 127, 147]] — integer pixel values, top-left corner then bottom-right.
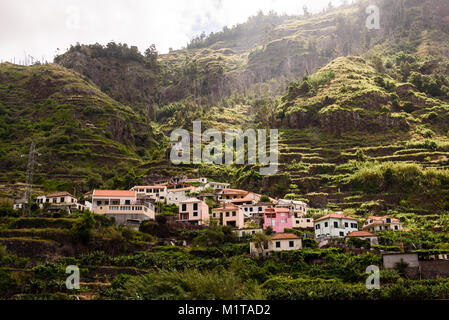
[[14, 176, 406, 255]]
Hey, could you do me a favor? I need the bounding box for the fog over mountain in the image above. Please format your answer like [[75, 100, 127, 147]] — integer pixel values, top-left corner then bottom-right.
[[0, 0, 345, 62]]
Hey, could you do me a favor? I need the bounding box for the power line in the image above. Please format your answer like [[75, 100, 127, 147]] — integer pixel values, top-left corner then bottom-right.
[[21, 142, 41, 215]]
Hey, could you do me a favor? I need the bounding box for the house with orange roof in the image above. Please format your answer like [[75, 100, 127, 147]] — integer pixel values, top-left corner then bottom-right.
[[92, 190, 155, 225], [250, 233, 302, 257], [212, 202, 245, 229], [217, 189, 249, 203], [230, 192, 261, 206], [346, 231, 379, 245], [362, 216, 403, 233], [178, 198, 210, 226], [314, 212, 359, 239], [131, 185, 168, 202]]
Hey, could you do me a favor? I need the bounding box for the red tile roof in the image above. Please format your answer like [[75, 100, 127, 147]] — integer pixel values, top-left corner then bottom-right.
[[93, 190, 136, 197], [219, 189, 249, 195], [366, 216, 400, 223], [265, 207, 290, 214], [212, 203, 239, 211], [272, 233, 300, 240], [346, 231, 376, 238], [314, 213, 358, 222]]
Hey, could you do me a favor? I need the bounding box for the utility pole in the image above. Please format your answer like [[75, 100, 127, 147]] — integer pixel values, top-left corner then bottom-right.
[[21, 142, 41, 215]]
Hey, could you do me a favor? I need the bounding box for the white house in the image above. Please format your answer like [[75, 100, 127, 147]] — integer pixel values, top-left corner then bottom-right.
[[36, 192, 88, 212], [166, 187, 196, 206], [239, 202, 274, 219], [314, 212, 359, 239], [92, 190, 155, 225], [130, 185, 168, 202], [13, 199, 26, 211], [206, 181, 230, 191], [362, 216, 403, 233], [276, 199, 308, 214], [250, 233, 302, 257]]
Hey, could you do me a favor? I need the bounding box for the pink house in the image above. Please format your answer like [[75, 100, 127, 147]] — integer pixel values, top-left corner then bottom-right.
[[178, 198, 210, 226], [263, 208, 293, 233]]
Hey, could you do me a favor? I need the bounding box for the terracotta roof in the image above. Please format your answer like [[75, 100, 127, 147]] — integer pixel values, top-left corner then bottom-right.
[[212, 203, 239, 211], [168, 187, 194, 192], [271, 233, 300, 240], [367, 216, 400, 223], [93, 190, 136, 197], [265, 207, 290, 214], [219, 189, 249, 195], [241, 202, 273, 207], [231, 194, 256, 203], [346, 231, 376, 238], [47, 191, 75, 198], [314, 213, 358, 222], [180, 198, 203, 203]]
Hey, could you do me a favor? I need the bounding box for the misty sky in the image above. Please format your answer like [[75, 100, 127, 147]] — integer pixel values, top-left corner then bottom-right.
[[0, 0, 345, 63]]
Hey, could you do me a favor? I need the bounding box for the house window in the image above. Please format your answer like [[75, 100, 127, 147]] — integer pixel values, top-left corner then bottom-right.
[[182, 204, 187, 212], [275, 242, 281, 248], [193, 212, 198, 217], [258, 207, 262, 211], [325, 222, 328, 228], [242, 231, 246, 237], [316, 224, 320, 230], [97, 201, 102, 205], [125, 200, 131, 205], [307, 219, 310, 223], [334, 222, 339, 228], [339, 232, 344, 237], [345, 222, 349, 228], [213, 213, 216, 218], [60, 197, 65, 202], [193, 203, 198, 211], [245, 208, 248, 211], [289, 241, 294, 248], [232, 212, 236, 217], [296, 220, 300, 224], [226, 212, 230, 217], [281, 219, 287, 223], [395, 226, 398, 230]]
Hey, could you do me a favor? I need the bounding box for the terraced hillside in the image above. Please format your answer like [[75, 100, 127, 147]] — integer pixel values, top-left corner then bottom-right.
[[0, 62, 158, 198]]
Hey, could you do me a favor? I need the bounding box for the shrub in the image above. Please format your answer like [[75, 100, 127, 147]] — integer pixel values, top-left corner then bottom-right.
[[123, 269, 264, 300]]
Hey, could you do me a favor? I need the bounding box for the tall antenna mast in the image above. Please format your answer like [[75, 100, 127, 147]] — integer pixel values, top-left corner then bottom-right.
[[21, 142, 41, 215]]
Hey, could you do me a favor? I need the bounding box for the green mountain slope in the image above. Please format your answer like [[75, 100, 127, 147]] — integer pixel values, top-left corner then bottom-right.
[[0, 62, 157, 197]]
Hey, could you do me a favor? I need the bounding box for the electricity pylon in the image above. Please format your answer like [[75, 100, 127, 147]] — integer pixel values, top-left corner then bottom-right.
[[21, 142, 41, 215]]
